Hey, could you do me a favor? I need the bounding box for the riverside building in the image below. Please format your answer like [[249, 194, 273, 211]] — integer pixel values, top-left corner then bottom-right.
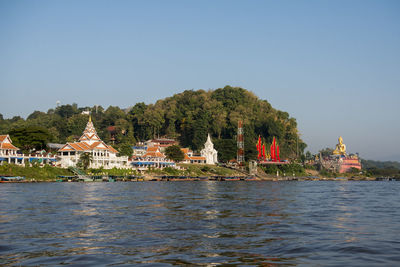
[[57, 116, 129, 169], [131, 147, 176, 170], [181, 148, 206, 164], [0, 135, 57, 166], [0, 135, 20, 164]]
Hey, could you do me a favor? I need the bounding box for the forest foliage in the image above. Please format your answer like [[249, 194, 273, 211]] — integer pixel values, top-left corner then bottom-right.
[[0, 86, 306, 161], [361, 159, 400, 177]]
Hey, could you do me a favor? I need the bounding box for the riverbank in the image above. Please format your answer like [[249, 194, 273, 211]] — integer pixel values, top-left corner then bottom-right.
[[0, 163, 245, 182], [0, 164, 73, 181], [1, 174, 396, 183], [1, 163, 396, 182]]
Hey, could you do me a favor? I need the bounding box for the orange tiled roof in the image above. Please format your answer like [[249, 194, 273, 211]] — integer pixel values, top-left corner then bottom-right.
[[143, 150, 165, 158], [58, 141, 118, 153], [143, 146, 165, 158], [181, 148, 190, 154], [58, 144, 74, 151], [107, 145, 119, 154], [0, 142, 19, 150], [0, 135, 7, 142], [190, 156, 206, 160], [145, 152, 165, 158], [0, 135, 19, 150]]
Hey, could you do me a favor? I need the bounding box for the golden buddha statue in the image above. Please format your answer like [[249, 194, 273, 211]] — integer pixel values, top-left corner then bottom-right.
[[333, 136, 346, 155]]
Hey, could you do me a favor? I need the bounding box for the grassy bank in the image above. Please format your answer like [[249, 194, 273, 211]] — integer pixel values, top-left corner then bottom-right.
[[0, 164, 74, 181], [0, 163, 387, 181], [148, 164, 241, 177], [87, 167, 139, 177], [0, 163, 242, 181], [260, 163, 306, 177]]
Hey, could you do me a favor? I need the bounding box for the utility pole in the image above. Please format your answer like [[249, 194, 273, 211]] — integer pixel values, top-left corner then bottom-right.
[[237, 121, 244, 165]]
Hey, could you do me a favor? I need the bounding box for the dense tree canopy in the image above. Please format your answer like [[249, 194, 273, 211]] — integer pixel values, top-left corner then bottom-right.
[[117, 143, 133, 157], [165, 145, 185, 162], [214, 139, 237, 162], [0, 86, 306, 161], [9, 126, 53, 153], [319, 148, 335, 158]]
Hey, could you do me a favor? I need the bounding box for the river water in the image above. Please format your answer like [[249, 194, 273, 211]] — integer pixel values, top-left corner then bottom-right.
[[0, 181, 399, 266]]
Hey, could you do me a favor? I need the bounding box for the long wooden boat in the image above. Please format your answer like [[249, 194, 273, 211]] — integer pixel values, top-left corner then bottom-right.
[[0, 176, 26, 183], [222, 176, 242, 181]]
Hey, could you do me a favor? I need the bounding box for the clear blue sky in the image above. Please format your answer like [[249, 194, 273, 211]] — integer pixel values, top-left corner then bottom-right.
[[1, 0, 399, 161]]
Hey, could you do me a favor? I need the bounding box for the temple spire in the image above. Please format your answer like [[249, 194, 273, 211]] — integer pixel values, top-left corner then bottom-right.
[[201, 133, 218, 164], [79, 116, 100, 143]]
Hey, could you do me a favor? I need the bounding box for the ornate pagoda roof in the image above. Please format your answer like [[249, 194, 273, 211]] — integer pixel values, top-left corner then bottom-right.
[[78, 115, 101, 144], [58, 116, 119, 154]]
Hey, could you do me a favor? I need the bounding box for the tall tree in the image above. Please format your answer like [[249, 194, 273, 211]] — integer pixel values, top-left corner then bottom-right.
[[78, 152, 93, 170], [9, 126, 53, 153], [319, 148, 334, 158], [117, 143, 133, 157], [165, 145, 185, 162], [214, 139, 237, 162]]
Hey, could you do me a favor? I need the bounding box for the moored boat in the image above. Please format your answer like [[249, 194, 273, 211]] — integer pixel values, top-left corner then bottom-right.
[[0, 176, 26, 183], [222, 176, 241, 181]]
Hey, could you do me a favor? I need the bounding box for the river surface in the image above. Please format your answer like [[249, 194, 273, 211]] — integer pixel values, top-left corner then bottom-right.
[[1, 181, 399, 266]]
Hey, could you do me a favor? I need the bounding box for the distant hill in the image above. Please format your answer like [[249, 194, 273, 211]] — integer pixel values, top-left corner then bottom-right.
[[380, 154, 400, 163], [361, 159, 400, 170], [0, 86, 305, 161], [361, 159, 400, 177]]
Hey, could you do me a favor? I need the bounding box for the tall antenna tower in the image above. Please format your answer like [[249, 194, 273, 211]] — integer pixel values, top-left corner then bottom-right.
[[237, 120, 244, 164]]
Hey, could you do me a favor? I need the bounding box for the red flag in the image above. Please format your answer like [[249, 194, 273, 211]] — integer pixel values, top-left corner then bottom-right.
[[262, 144, 265, 160], [257, 136, 262, 159], [277, 145, 280, 162], [273, 137, 277, 161], [270, 144, 272, 161], [270, 143, 274, 161]]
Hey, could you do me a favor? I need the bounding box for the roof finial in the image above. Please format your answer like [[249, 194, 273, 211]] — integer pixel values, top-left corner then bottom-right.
[[89, 114, 92, 122]]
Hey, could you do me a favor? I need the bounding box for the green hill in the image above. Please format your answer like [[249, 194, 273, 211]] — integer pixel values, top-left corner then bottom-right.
[[361, 159, 400, 177], [0, 86, 306, 161]]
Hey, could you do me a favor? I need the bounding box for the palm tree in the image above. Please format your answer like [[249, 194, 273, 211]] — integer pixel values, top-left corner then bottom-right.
[[78, 152, 93, 170]]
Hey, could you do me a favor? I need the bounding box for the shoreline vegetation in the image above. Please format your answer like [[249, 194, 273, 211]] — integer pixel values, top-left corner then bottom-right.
[[0, 163, 394, 182]]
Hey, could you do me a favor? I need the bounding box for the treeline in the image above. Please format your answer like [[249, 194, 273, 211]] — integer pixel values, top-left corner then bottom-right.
[[361, 159, 400, 170], [0, 86, 306, 161], [361, 159, 400, 177]]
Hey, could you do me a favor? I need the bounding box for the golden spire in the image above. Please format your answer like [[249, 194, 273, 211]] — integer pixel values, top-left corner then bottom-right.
[[89, 114, 92, 122]]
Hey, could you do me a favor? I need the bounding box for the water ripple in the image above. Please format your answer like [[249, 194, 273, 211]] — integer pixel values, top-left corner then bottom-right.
[[0, 181, 399, 266]]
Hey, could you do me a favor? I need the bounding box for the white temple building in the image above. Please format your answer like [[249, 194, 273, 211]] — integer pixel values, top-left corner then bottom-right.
[[0, 135, 20, 164], [200, 134, 218, 165], [57, 116, 129, 169]]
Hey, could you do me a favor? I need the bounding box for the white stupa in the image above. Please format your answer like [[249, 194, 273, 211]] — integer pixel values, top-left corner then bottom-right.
[[200, 134, 218, 165]]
